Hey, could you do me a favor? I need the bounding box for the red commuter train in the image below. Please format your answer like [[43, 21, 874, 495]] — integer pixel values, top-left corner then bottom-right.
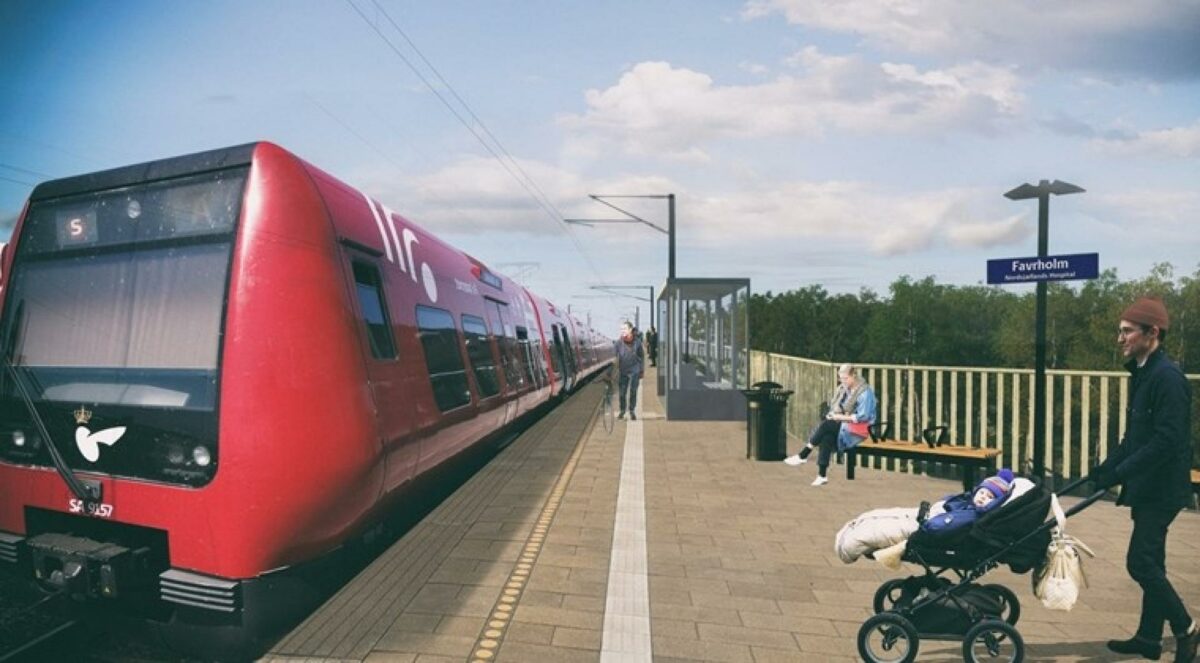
[[0, 143, 612, 652]]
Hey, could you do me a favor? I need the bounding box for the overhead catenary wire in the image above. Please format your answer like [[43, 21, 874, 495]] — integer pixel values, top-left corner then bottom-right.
[[0, 163, 56, 180], [341, 0, 603, 282], [366, 0, 568, 226], [0, 174, 35, 187], [305, 94, 490, 240]]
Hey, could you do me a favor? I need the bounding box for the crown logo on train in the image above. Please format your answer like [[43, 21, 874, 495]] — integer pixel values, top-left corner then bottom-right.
[[74, 406, 93, 425]]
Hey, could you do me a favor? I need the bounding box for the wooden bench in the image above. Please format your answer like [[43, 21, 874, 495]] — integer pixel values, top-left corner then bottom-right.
[[845, 439, 1001, 492]]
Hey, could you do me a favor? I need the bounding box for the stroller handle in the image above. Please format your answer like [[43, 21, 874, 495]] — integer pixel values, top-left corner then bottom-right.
[[1052, 475, 1109, 519]]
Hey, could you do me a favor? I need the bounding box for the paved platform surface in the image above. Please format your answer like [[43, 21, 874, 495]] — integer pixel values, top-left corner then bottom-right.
[[267, 368, 1200, 662]]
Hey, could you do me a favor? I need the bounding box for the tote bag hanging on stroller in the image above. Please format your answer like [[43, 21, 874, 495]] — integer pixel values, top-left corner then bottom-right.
[[1032, 493, 1095, 611]]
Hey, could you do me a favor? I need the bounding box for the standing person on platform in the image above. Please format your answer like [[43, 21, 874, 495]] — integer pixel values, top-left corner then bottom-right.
[[614, 321, 645, 421], [646, 326, 659, 367], [1090, 297, 1197, 663], [784, 363, 876, 486]]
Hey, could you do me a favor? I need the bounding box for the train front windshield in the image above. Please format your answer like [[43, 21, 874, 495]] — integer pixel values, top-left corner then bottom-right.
[[0, 167, 247, 486]]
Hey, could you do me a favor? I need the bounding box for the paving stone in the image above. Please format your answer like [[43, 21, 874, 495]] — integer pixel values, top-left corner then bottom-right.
[[561, 593, 605, 613], [362, 653, 419, 663], [690, 591, 780, 615], [518, 589, 565, 608], [736, 610, 832, 636], [495, 641, 600, 663], [651, 636, 755, 663], [381, 613, 441, 634], [696, 623, 799, 650], [371, 632, 476, 658], [551, 625, 602, 650], [513, 604, 605, 630], [505, 620, 555, 645], [649, 603, 744, 627], [412, 656, 463, 663]]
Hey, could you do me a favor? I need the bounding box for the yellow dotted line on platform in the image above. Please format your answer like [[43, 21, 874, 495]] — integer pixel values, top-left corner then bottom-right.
[[468, 393, 601, 663]]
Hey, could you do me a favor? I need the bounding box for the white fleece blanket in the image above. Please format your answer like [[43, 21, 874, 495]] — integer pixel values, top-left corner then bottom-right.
[[834, 506, 926, 564]]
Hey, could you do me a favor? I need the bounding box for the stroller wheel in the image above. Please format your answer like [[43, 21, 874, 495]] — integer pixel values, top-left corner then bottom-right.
[[981, 584, 1021, 626], [872, 578, 907, 614], [962, 619, 1024, 663], [857, 612, 919, 663]]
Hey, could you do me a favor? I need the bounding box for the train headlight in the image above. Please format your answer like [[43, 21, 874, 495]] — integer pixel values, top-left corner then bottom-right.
[[192, 446, 212, 467], [12, 431, 25, 447]]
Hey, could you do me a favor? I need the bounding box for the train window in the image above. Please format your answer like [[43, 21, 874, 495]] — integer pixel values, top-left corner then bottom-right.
[[461, 314, 501, 399], [515, 326, 537, 387], [416, 306, 471, 411], [16, 169, 245, 255], [352, 262, 396, 360], [487, 299, 523, 390], [531, 337, 548, 385]]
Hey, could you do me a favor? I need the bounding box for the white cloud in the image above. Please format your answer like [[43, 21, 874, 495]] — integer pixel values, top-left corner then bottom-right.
[[741, 0, 1200, 81], [1092, 119, 1200, 159], [679, 182, 1030, 256], [358, 152, 1030, 256], [1090, 189, 1200, 227], [945, 214, 1028, 249], [354, 156, 686, 237], [739, 61, 769, 76], [352, 156, 585, 235], [559, 53, 1022, 159]]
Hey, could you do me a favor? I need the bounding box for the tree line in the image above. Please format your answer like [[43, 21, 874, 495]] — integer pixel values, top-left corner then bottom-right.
[[749, 263, 1200, 373]]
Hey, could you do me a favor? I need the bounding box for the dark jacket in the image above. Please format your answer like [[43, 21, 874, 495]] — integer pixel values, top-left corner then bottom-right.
[[615, 337, 644, 377], [1097, 347, 1194, 510]]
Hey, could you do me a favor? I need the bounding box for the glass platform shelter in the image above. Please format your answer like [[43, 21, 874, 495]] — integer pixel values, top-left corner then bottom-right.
[[656, 278, 750, 421]]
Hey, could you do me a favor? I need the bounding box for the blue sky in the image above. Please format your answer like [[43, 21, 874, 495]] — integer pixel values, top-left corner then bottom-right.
[[3, 0, 1199, 331]]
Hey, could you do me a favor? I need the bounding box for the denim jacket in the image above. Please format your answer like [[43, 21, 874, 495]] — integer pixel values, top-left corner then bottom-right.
[[837, 382, 877, 451]]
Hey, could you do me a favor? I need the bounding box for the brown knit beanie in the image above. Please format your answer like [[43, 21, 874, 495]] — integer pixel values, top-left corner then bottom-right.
[[1121, 297, 1169, 331]]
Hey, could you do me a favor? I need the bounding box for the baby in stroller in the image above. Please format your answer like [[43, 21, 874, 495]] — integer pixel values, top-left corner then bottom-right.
[[918, 469, 1017, 536], [834, 468, 1032, 569]]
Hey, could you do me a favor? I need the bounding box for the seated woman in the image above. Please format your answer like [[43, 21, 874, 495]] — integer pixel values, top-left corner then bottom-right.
[[784, 363, 876, 486]]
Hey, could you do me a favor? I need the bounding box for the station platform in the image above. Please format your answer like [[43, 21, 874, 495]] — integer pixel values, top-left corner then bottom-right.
[[267, 368, 1200, 662]]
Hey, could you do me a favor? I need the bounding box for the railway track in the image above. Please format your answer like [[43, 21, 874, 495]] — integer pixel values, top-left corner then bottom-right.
[[0, 576, 76, 663], [0, 438, 509, 662], [0, 574, 182, 663]]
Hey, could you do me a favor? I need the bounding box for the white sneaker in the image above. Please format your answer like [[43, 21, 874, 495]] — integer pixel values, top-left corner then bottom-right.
[[783, 454, 803, 466], [811, 476, 829, 486]]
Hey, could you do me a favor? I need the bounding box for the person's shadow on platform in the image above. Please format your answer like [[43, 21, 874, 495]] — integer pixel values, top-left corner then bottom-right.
[[1023, 639, 1144, 662], [918, 639, 1139, 662]]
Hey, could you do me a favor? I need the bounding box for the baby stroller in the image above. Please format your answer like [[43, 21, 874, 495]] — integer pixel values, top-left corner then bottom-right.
[[856, 476, 1106, 663]]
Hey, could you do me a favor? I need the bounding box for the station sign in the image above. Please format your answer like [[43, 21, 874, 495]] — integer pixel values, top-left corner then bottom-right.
[[987, 252, 1099, 285]]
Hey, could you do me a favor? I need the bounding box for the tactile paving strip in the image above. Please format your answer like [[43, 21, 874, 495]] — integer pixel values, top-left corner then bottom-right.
[[466, 393, 602, 662]]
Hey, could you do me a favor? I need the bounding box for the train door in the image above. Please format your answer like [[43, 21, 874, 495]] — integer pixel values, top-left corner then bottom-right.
[[558, 324, 578, 391], [485, 298, 520, 425], [344, 254, 418, 488], [551, 324, 571, 393]]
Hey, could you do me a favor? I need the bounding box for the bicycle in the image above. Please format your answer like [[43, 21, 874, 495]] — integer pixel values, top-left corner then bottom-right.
[[600, 371, 615, 434]]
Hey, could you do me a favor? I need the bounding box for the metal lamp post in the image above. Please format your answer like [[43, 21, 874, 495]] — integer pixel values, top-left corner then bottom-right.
[[1004, 179, 1084, 483], [564, 193, 676, 279]]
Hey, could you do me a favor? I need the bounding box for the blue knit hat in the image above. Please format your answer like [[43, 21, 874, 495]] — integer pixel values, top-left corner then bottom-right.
[[975, 468, 1014, 511]]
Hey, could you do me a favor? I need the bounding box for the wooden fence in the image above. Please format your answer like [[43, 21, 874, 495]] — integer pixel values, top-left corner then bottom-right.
[[751, 351, 1200, 482]]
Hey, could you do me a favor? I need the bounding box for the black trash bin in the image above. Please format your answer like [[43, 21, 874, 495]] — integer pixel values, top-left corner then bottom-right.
[[742, 384, 793, 461]]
